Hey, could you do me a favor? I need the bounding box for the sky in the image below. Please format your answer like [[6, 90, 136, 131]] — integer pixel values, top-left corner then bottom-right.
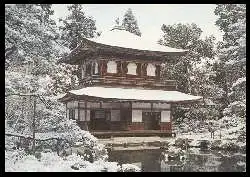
[[52, 4, 224, 43]]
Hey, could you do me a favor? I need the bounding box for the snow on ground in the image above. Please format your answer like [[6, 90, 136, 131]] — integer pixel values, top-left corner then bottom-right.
[[5, 151, 140, 172]]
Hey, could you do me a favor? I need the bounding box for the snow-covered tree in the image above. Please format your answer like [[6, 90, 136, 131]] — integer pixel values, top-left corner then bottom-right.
[[54, 4, 98, 93], [159, 23, 223, 131], [122, 8, 141, 36], [59, 4, 97, 50], [5, 4, 64, 72], [159, 23, 216, 94], [5, 4, 68, 95], [214, 4, 246, 141], [5, 5, 104, 158]]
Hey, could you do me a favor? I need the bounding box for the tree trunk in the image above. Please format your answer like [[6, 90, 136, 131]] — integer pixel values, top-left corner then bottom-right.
[[32, 96, 36, 154]]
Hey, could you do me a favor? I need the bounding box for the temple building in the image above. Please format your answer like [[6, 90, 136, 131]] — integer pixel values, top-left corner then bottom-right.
[[58, 27, 202, 137]]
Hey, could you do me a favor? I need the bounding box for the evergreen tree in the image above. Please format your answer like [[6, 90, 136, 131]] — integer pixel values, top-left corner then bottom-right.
[[5, 4, 68, 134], [122, 8, 141, 36], [214, 4, 246, 141], [59, 4, 97, 50], [159, 23, 216, 94], [5, 4, 66, 92], [159, 23, 222, 132]]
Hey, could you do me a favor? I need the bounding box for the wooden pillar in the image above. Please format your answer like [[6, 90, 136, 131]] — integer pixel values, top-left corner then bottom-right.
[[32, 96, 36, 154], [84, 100, 88, 131], [65, 103, 67, 119], [170, 104, 172, 133], [78, 102, 80, 121], [156, 64, 161, 81], [141, 63, 144, 77], [136, 63, 141, 77], [129, 101, 132, 123]]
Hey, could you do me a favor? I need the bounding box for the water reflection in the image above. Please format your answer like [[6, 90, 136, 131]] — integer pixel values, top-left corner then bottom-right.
[[108, 148, 246, 172]]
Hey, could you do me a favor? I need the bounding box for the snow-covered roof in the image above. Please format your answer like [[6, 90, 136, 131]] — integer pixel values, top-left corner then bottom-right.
[[67, 86, 202, 103], [88, 28, 188, 53]]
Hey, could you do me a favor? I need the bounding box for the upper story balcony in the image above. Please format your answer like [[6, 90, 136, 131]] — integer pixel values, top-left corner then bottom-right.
[[79, 75, 177, 91]]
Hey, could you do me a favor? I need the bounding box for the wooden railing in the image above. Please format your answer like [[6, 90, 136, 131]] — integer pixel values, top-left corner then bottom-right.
[[79, 75, 177, 90]]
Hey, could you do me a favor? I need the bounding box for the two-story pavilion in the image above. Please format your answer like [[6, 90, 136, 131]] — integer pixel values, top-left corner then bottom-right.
[[58, 27, 202, 137]]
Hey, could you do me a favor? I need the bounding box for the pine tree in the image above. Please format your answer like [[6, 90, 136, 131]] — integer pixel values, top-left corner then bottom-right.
[[59, 4, 97, 50], [159, 23, 216, 94], [122, 8, 141, 36], [159, 23, 222, 132], [214, 4, 246, 141], [5, 4, 68, 134], [5, 4, 66, 92]]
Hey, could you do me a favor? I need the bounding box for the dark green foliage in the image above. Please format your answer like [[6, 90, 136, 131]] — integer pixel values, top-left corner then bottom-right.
[[59, 4, 97, 50], [122, 8, 141, 36]]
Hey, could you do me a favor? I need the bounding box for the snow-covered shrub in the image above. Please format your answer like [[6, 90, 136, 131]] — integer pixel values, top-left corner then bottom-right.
[[5, 151, 134, 172], [5, 94, 107, 161]]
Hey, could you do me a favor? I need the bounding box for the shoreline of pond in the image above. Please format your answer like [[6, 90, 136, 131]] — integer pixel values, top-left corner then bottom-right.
[[97, 135, 246, 153]]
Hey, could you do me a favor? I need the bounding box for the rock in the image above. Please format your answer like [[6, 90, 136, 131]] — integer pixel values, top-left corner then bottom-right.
[[34, 152, 42, 160], [174, 138, 185, 147], [168, 154, 180, 161], [221, 142, 239, 151], [71, 163, 80, 170], [101, 167, 108, 172], [211, 140, 222, 150], [199, 140, 210, 150]]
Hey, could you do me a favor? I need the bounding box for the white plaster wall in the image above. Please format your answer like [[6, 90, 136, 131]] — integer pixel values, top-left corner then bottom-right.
[[132, 110, 142, 122], [127, 62, 137, 75], [161, 111, 171, 122], [75, 109, 78, 120], [66, 109, 69, 119], [132, 103, 151, 109], [147, 63, 156, 76], [107, 61, 117, 73], [111, 110, 120, 121], [153, 103, 171, 109], [94, 62, 98, 74]]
